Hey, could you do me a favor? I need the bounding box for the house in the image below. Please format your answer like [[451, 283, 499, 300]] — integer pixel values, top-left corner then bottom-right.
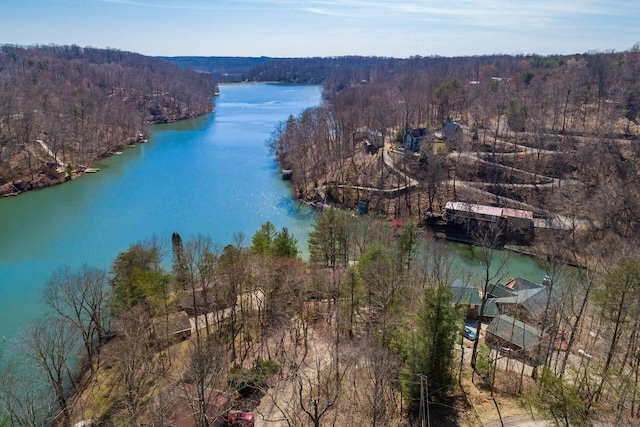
[[443, 201, 535, 244], [354, 126, 384, 152], [403, 127, 430, 152], [151, 311, 192, 343], [157, 382, 231, 427], [178, 287, 232, 316], [488, 277, 558, 323], [485, 314, 542, 362], [441, 122, 462, 141], [449, 279, 481, 319], [367, 129, 384, 152]]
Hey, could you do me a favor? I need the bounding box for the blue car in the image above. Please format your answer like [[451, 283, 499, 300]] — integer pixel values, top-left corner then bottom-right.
[[463, 326, 477, 341]]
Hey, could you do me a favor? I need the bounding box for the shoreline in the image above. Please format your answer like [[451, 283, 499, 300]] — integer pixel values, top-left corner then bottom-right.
[[0, 110, 215, 199]]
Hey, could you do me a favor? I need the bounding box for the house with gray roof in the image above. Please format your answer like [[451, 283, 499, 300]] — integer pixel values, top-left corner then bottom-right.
[[403, 127, 430, 152], [449, 279, 482, 319], [442, 122, 462, 141], [489, 277, 558, 323], [485, 314, 542, 362]]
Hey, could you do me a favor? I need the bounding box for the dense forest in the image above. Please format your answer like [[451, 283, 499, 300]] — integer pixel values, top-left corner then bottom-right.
[[0, 45, 217, 196], [159, 56, 272, 82]]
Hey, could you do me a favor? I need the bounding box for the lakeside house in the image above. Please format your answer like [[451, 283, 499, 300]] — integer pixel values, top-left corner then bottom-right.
[[449, 279, 482, 319], [178, 287, 233, 316], [354, 126, 384, 153], [488, 276, 558, 323], [485, 314, 542, 362], [452, 275, 557, 364], [443, 201, 535, 244]]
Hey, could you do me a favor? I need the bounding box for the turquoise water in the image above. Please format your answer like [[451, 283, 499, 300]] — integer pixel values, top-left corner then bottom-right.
[[0, 82, 549, 348], [0, 83, 323, 344]]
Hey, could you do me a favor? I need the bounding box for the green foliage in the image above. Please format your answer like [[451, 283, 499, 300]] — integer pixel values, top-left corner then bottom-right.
[[272, 227, 298, 258], [595, 259, 640, 325], [110, 242, 169, 311], [340, 265, 366, 337], [395, 217, 421, 273], [507, 98, 528, 132], [525, 367, 592, 426], [250, 221, 299, 258], [393, 129, 404, 143], [435, 78, 464, 98], [398, 285, 460, 413], [251, 221, 278, 255], [308, 208, 352, 268], [522, 70, 535, 85], [474, 343, 492, 382], [229, 358, 279, 397], [171, 232, 189, 289]]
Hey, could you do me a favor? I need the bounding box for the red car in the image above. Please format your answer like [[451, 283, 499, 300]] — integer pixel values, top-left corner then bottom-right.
[[226, 411, 255, 427]]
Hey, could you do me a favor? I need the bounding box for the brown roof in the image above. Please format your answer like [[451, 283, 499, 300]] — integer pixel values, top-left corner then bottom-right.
[[153, 311, 192, 335], [160, 382, 230, 427]]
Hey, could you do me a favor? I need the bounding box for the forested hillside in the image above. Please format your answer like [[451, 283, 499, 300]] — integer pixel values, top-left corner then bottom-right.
[[0, 45, 217, 196], [160, 56, 272, 82], [271, 48, 640, 249]]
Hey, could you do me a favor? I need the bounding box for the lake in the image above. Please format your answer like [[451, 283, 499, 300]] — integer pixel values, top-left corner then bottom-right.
[[0, 82, 549, 348], [0, 83, 323, 344]]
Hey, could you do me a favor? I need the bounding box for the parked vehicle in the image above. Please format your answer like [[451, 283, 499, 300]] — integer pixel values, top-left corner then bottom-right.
[[463, 326, 477, 341], [227, 410, 255, 427]]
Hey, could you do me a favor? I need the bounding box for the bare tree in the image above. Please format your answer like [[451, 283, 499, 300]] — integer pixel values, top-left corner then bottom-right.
[[18, 317, 79, 427], [42, 264, 111, 374], [110, 305, 156, 426]]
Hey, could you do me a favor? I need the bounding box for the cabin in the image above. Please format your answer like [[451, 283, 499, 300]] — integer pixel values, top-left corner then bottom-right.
[[485, 314, 542, 363], [367, 129, 384, 152], [403, 128, 430, 152]]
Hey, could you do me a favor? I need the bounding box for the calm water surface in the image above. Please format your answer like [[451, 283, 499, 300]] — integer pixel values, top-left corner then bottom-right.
[[0, 82, 549, 348], [0, 83, 322, 343]]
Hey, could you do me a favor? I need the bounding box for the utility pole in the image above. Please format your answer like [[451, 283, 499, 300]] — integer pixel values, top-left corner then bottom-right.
[[420, 375, 425, 427], [420, 375, 430, 427], [425, 375, 430, 427]]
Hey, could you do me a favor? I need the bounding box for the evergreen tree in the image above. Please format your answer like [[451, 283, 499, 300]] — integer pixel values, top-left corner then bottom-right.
[[171, 232, 189, 289], [272, 227, 298, 258], [399, 284, 459, 412], [251, 221, 277, 255]]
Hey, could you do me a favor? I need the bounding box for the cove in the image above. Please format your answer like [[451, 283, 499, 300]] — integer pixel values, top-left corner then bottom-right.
[[0, 83, 323, 344]]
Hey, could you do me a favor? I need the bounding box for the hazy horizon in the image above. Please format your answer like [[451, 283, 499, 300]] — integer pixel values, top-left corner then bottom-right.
[[1, 1, 638, 59]]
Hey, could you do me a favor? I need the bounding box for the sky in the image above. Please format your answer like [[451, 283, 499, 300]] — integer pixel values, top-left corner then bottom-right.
[[1, 0, 639, 58]]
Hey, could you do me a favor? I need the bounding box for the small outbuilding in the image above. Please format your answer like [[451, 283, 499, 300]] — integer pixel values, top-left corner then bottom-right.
[[441, 122, 462, 141]]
